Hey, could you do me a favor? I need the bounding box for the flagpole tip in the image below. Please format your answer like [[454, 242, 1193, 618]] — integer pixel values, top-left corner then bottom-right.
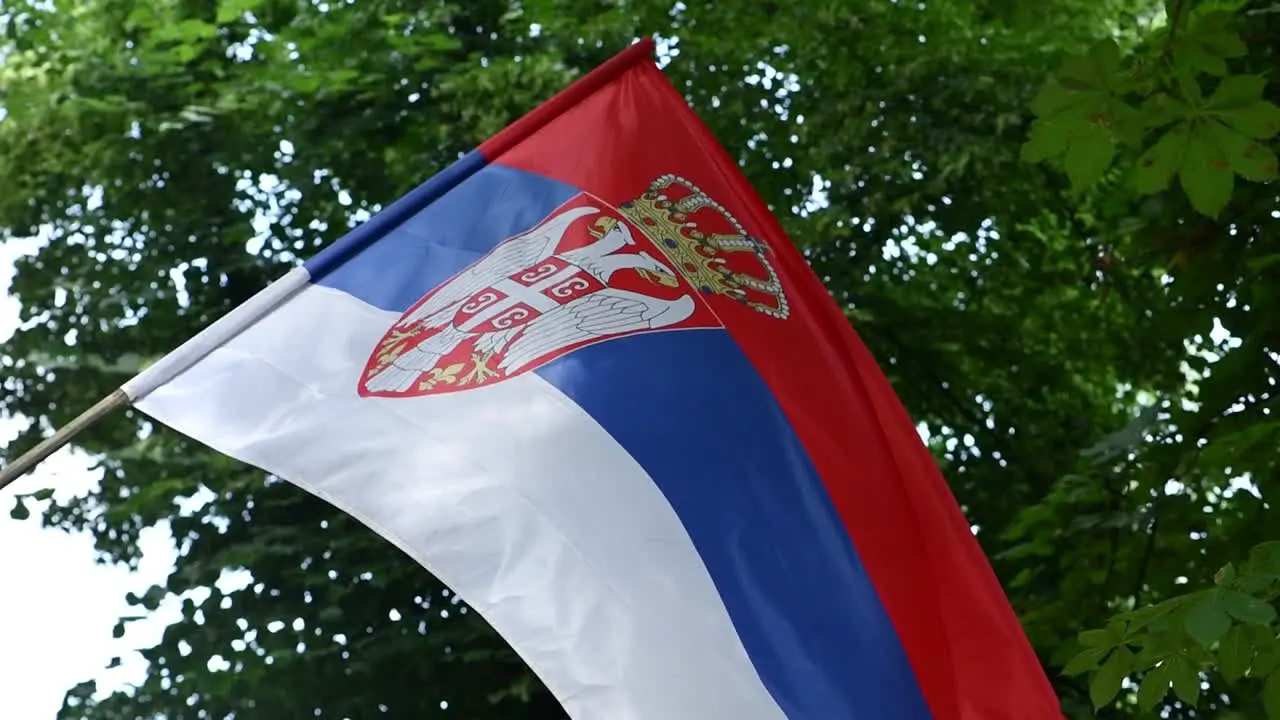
[[478, 36, 663, 161]]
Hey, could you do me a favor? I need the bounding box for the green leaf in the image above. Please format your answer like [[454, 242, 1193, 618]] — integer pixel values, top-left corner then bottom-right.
[[1023, 90, 1114, 165], [1266, 671, 1280, 720], [1024, 51, 1140, 172], [1142, 93, 1192, 129], [1206, 75, 1267, 109], [1091, 646, 1133, 709], [1198, 71, 1280, 140], [1124, 598, 1183, 634], [1200, 422, 1280, 480], [167, 18, 217, 43], [1256, 635, 1280, 677], [1249, 544, 1280, 576], [215, 0, 260, 23], [1193, 13, 1247, 57], [1186, 592, 1233, 646], [1134, 123, 1190, 194], [1220, 589, 1278, 626], [1030, 80, 1078, 118], [1179, 122, 1235, 217], [1217, 563, 1238, 586], [1175, 12, 1247, 77], [140, 585, 166, 611], [1219, 624, 1254, 683], [1110, 100, 1147, 147], [1169, 654, 1201, 706], [1022, 118, 1075, 163], [1178, 44, 1228, 76], [1250, 255, 1280, 273], [1080, 628, 1117, 648], [8, 497, 29, 521], [1064, 130, 1116, 190], [1215, 101, 1280, 139], [1137, 626, 1191, 666], [1064, 646, 1111, 675], [1203, 118, 1279, 182], [1176, 67, 1205, 106], [1138, 661, 1174, 711], [1059, 39, 1122, 90]]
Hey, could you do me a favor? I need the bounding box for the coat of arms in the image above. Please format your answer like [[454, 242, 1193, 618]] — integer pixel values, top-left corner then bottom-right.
[[359, 175, 790, 397]]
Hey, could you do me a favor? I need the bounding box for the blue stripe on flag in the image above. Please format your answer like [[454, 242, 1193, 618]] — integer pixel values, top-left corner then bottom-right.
[[538, 331, 934, 720], [308, 161, 580, 312], [308, 161, 933, 719]]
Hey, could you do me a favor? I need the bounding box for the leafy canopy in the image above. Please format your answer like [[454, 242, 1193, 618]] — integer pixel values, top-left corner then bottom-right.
[[1016, 0, 1280, 717]]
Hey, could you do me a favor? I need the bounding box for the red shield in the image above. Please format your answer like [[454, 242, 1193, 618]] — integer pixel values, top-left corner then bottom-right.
[[358, 193, 721, 398]]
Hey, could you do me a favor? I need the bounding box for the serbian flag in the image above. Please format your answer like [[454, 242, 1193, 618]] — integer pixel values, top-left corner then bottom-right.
[[123, 39, 1060, 719]]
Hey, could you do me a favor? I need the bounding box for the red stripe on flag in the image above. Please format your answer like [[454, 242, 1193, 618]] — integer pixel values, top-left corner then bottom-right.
[[490, 54, 1062, 719], [478, 38, 657, 161]]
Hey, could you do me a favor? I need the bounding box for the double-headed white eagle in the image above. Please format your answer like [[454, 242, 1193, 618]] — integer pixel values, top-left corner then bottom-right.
[[364, 206, 696, 394]]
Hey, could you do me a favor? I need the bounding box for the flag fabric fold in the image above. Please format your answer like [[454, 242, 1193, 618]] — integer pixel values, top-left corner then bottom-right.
[[123, 38, 1061, 719]]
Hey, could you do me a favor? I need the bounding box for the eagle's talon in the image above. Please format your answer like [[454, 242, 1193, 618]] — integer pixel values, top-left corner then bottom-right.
[[460, 351, 499, 385]]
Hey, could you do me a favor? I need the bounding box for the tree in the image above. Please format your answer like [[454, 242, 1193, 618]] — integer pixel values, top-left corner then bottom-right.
[[0, 0, 1269, 717], [1017, 0, 1280, 716]]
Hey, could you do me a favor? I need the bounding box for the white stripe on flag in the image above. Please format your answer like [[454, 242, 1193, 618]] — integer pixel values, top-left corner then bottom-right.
[[133, 283, 789, 720]]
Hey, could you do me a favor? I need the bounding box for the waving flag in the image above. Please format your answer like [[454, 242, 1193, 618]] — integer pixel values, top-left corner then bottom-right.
[[124, 39, 1061, 719]]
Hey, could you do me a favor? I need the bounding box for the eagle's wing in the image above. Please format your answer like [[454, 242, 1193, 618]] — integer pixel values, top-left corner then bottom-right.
[[398, 206, 599, 328], [497, 288, 697, 374], [364, 325, 471, 394], [473, 325, 522, 357]]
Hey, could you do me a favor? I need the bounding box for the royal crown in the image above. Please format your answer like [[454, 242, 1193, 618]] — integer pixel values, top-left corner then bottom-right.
[[618, 175, 789, 320]]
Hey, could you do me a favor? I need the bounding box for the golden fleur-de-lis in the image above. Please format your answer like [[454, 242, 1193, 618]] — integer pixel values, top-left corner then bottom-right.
[[417, 363, 465, 391]]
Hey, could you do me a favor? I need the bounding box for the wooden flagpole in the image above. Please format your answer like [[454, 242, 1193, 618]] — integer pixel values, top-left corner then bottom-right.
[[0, 389, 129, 492]]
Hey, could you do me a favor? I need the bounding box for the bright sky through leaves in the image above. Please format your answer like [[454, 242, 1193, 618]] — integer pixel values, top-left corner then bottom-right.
[[0, 240, 175, 718]]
